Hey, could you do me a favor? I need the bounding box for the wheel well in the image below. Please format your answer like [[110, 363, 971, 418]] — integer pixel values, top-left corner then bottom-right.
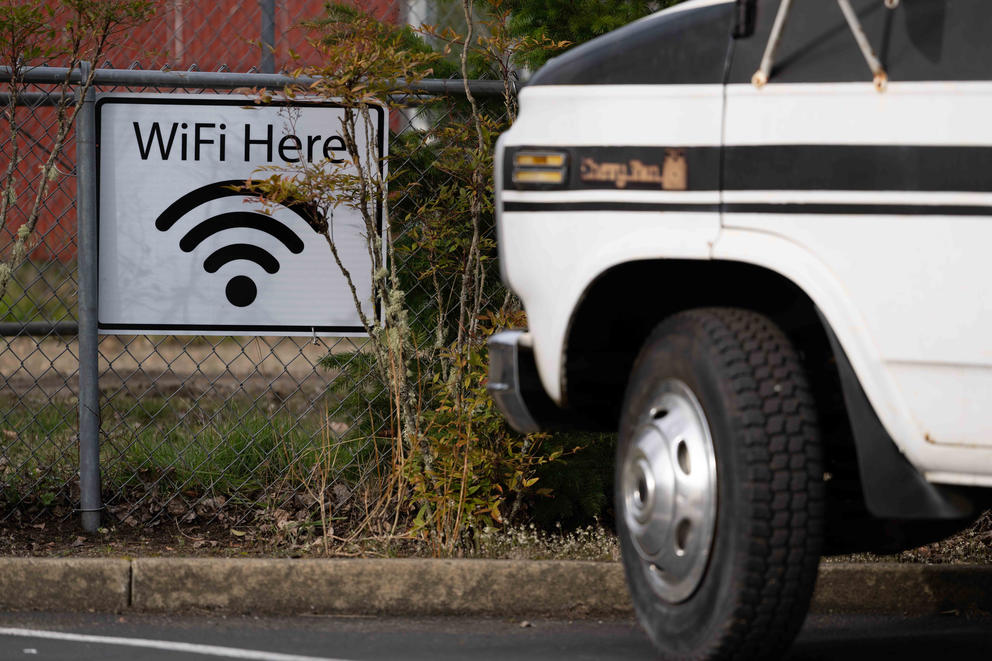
[[562, 259, 841, 428]]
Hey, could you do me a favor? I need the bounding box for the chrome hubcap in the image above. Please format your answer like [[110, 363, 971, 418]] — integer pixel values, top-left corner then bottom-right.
[[621, 379, 717, 603]]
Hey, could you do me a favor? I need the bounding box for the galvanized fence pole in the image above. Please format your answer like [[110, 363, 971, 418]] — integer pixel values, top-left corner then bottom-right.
[[75, 61, 102, 532]]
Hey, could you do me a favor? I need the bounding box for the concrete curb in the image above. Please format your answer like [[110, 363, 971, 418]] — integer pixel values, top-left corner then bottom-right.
[[132, 558, 629, 616], [0, 558, 130, 612], [812, 563, 992, 616], [1, 558, 990, 617]]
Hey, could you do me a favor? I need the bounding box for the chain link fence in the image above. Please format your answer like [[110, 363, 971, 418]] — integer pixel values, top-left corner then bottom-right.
[[56, 0, 481, 74], [1, 12, 510, 533]]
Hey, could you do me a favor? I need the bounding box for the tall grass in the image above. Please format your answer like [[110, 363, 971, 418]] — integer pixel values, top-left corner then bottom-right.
[[0, 261, 77, 323], [0, 391, 374, 513]]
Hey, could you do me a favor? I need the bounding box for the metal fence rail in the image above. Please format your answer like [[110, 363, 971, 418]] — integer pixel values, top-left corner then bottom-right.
[[1, 63, 507, 533], [0, 67, 509, 95]]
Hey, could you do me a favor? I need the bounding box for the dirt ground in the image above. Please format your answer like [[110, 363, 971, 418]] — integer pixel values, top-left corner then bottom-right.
[[0, 517, 271, 558], [1, 511, 990, 563]]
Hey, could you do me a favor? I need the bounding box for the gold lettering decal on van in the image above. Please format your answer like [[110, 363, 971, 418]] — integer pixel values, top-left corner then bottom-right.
[[579, 150, 687, 190], [661, 149, 687, 191]]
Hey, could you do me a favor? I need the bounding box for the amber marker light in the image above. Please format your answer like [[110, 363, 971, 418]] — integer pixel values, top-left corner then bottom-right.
[[512, 150, 568, 187], [516, 152, 566, 167]]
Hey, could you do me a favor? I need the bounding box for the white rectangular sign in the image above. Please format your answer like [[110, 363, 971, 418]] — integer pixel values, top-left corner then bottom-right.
[[97, 94, 384, 336]]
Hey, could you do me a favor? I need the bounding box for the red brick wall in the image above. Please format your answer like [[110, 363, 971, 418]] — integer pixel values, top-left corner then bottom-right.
[[108, 0, 402, 72], [4, 0, 404, 263]]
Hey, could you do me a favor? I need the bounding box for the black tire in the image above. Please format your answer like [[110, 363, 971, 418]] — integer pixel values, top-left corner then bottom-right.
[[616, 308, 824, 660]]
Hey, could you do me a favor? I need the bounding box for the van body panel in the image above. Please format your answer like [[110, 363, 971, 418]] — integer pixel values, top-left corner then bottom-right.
[[494, 0, 992, 491]]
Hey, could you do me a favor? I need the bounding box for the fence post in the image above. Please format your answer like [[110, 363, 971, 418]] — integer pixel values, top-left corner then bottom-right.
[[76, 61, 102, 533], [260, 0, 275, 74]]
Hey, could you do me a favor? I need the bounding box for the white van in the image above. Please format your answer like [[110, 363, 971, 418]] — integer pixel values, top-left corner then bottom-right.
[[488, 0, 992, 657]]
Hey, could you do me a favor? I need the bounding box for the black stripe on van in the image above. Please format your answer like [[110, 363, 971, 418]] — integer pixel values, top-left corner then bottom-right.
[[505, 144, 992, 194], [724, 145, 992, 193], [504, 146, 722, 192], [503, 202, 720, 213], [504, 201, 992, 216]]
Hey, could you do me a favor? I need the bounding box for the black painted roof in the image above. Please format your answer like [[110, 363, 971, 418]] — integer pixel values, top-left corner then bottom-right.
[[527, 0, 992, 87], [729, 0, 992, 84], [528, 2, 735, 86]]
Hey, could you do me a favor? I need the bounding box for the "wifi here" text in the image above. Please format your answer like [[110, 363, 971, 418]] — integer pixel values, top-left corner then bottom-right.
[[133, 122, 347, 164]]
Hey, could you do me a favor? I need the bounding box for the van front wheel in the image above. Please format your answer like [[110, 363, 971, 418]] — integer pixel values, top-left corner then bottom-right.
[[616, 308, 824, 660]]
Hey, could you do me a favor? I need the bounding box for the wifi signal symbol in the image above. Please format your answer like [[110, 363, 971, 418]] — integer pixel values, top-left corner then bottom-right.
[[155, 180, 324, 307]]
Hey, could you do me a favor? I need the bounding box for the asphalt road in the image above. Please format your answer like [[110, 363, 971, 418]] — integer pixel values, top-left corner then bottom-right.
[[0, 612, 989, 660]]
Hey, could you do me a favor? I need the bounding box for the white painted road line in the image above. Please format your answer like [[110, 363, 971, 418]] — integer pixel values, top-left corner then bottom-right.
[[0, 628, 358, 661]]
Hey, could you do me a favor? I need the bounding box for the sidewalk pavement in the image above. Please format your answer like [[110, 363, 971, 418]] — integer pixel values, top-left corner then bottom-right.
[[0, 558, 989, 617]]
